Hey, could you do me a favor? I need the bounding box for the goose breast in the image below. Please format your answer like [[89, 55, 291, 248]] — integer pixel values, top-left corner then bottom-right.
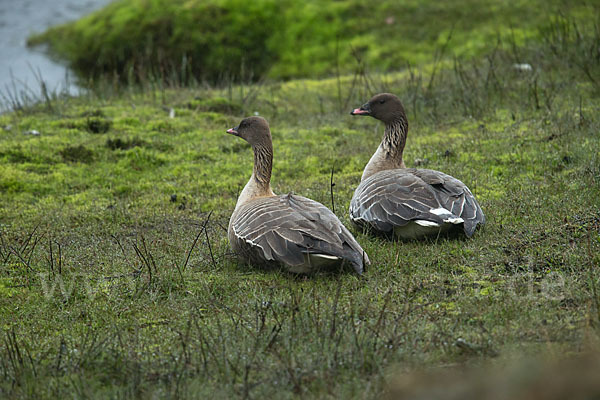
[[229, 193, 369, 274], [349, 168, 485, 239]]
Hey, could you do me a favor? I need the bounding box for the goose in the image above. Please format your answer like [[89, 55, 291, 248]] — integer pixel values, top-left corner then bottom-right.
[[350, 93, 485, 239], [226, 116, 369, 274]]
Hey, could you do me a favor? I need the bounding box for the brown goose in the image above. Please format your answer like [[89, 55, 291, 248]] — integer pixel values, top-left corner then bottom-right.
[[350, 93, 485, 239], [226, 116, 369, 274]]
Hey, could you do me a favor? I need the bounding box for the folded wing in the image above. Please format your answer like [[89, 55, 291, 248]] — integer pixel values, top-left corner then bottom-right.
[[350, 168, 484, 237], [231, 193, 369, 273]]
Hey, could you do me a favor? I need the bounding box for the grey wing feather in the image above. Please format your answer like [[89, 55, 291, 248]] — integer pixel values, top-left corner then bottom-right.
[[412, 169, 485, 236], [231, 194, 368, 273], [350, 168, 484, 237], [350, 170, 444, 234]]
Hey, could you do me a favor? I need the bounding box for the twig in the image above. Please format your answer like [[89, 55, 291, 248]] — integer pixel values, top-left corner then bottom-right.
[[132, 237, 152, 283], [140, 235, 157, 274], [48, 236, 54, 276], [203, 211, 217, 269], [579, 95, 585, 127], [57, 241, 62, 275], [10, 245, 35, 273], [182, 213, 211, 272], [110, 234, 138, 274], [18, 223, 40, 256], [330, 163, 336, 214], [532, 76, 541, 110]]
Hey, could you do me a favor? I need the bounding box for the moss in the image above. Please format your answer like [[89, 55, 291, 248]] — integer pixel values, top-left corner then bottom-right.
[[118, 147, 167, 171], [27, 0, 595, 82], [0, 146, 33, 163], [85, 116, 111, 134], [105, 137, 147, 150], [187, 97, 243, 115], [0, 175, 26, 193], [80, 109, 105, 118], [0, 278, 21, 298], [59, 145, 95, 163]]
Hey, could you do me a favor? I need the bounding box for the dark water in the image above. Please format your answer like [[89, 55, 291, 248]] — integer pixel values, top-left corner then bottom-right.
[[0, 0, 112, 109]]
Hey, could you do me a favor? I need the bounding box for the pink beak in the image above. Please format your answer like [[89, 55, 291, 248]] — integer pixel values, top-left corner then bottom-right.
[[227, 128, 238, 134], [351, 108, 369, 115]]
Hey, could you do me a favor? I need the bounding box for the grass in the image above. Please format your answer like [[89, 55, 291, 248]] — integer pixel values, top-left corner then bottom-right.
[[2, 7, 600, 399], [26, 0, 595, 82]]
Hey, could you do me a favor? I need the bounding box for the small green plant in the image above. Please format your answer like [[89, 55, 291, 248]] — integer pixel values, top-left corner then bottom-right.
[[105, 137, 146, 150], [59, 145, 94, 163], [85, 117, 111, 134]]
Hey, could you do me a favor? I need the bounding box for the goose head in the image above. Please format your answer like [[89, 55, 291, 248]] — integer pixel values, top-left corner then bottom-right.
[[227, 116, 272, 147], [351, 93, 406, 124]]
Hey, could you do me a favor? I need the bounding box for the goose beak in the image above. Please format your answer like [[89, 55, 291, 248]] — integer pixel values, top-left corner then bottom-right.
[[226, 127, 239, 135], [350, 103, 370, 116]]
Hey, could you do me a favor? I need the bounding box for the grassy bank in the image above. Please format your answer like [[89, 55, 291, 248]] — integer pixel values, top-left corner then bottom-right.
[[28, 0, 593, 82], [2, 7, 600, 400]]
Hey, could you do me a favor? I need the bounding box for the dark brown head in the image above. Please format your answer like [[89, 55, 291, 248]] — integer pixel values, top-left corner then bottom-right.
[[350, 93, 407, 124], [227, 116, 272, 148]]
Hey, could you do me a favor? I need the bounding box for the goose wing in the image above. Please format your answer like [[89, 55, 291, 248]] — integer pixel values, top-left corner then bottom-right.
[[350, 168, 484, 237], [231, 193, 369, 273], [411, 169, 485, 236]]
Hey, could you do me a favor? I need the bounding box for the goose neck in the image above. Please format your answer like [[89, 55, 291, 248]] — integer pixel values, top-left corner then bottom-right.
[[382, 118, 408, 159], [234, 143, 275, 209], [252, 142, 273, 188], [361, 118, 408, 181]]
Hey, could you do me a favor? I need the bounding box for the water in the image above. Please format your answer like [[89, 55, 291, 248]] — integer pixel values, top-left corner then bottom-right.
[[0, 0, 112, 109]]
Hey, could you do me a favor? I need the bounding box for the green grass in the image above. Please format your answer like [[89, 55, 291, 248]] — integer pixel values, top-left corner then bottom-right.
[[2, 7, 600, 399], [27, 0, 595, 82]]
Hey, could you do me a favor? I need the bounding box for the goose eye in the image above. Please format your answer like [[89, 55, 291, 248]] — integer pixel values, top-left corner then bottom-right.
[[379, 99, 386, 104]]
